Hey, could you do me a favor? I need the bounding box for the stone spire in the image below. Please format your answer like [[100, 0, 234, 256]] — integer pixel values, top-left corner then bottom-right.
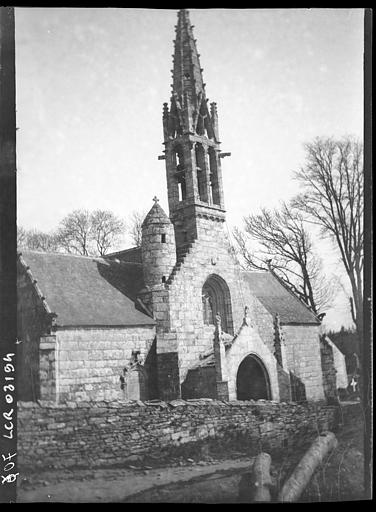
[[161, 9, 230, 251], [171, 8, 205, 133], [164, 9, 219, 140]]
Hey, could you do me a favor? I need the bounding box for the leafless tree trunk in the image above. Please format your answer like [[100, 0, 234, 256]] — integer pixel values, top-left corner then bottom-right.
[[293, 137, 363, 342]]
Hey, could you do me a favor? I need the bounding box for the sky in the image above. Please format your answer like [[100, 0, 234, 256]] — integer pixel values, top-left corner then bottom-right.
[[14, 8, 364, 330]]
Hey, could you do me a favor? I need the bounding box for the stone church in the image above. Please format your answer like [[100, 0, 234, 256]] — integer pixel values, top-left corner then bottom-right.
[[17, 9, 341, 405]]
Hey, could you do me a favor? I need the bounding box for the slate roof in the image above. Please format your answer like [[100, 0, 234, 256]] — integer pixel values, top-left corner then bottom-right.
[[242, 271, 320, 325], [106, 246, 142, 264], [18, 250, 155, 327]]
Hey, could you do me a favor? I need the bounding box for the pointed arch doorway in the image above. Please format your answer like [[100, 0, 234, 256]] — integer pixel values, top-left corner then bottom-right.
[[236, 354, 271, 401]]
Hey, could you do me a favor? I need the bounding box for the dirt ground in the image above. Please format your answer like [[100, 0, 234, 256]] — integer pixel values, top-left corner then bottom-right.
[[17, 403, 366, 503]]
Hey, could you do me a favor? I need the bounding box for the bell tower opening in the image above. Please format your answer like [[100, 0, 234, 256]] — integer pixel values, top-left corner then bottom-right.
[[209, 147, 221, 206], [161, 9, 230, 251], [195, 143, 206, 202], [236, 355, 271, 401]]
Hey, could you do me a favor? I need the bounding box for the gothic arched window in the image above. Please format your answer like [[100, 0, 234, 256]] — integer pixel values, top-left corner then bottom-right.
[[202, 274, 233, 334]]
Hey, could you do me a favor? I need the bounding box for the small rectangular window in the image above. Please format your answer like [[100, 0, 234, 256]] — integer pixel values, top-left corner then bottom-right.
[[161, 234, 166, 243]]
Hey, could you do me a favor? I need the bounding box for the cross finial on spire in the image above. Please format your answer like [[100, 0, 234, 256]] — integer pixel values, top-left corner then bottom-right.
[[153, 196, 159, 204]]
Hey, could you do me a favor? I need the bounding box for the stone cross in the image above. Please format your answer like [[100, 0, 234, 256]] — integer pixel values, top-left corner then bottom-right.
[[350, 377, 358, 393], [153, 196, 159, 204]]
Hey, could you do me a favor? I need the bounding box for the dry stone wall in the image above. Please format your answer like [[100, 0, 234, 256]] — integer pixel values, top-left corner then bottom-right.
[[17, 399, 338, 471]]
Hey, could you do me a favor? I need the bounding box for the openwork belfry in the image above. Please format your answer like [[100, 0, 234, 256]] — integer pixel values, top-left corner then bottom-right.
[[17, 9, 344, 405]]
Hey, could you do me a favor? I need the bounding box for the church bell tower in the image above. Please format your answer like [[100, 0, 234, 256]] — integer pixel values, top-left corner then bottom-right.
[[160, 9, 230, 251]]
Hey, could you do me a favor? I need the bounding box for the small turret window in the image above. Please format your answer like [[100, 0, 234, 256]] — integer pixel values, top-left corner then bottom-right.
[[161, 234, 166, 243]]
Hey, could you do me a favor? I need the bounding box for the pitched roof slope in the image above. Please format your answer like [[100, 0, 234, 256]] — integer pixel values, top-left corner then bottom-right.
[[243, 271, 320, 325], [18, 250, 155, 327], [106, 246, 142, 264]]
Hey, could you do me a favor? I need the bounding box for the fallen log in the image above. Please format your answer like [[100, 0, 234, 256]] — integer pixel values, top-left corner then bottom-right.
[[278, 431, 338, 502], [250, 452, 273, 502]]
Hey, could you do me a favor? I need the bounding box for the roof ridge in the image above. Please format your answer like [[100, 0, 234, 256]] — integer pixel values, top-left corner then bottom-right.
[[19, 249, 106, 262], [242, 269, 269, 275], [105, 246, 140, 257]]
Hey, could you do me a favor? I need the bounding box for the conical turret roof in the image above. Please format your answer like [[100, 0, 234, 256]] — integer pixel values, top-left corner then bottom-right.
[[142, 197, 171, 227]]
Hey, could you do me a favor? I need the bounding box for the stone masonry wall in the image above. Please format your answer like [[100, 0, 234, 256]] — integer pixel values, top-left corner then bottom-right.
[[17, 399, 338, 471], [39, 335, 57, 401], [166, 217, 277, 384], [282, 325, 325, 401], [56, 326, 156, 402]]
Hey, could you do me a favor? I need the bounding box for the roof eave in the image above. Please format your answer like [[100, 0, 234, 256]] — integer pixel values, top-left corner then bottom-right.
[[280, 321, 321, 326], [55, 322, 156, 330]]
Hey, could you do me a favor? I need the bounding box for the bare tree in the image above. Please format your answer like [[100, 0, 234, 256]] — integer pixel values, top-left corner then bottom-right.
[[293, 136, 363, 338], [17, 226, 60, 252], [57, 209, 126, 256], [233, 203, 336, 315], [128, 210, 145, 247], [91, 210, 125, 256], [57, 210, 92, 256]]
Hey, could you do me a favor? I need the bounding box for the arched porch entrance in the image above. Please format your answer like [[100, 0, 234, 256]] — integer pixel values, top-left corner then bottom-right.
[[236, 354, 271, 401]]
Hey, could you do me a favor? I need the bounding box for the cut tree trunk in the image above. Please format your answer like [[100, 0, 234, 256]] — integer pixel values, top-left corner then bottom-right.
[[251, 452, 273, 502], [278, 431, 338, 502]]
